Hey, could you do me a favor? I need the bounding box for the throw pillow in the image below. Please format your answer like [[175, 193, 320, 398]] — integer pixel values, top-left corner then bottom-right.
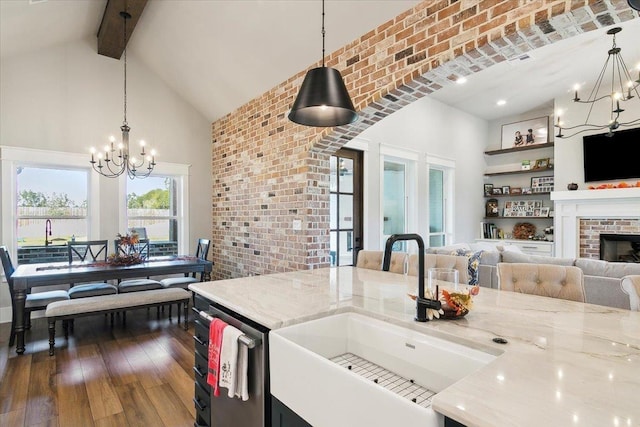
[[451, 249, 483, 286]]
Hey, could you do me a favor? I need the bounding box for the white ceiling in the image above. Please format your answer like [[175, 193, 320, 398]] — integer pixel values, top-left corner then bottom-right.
[[1, 0, 639, 123], [429, 18, 640, 121]]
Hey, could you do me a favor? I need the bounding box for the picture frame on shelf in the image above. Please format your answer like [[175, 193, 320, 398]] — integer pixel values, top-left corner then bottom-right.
[[511, 187, 522, 195], [502, 185, 510, 195], [531, 176, 554, 193], [484, 184, 494, 196], [522, 187, 532, 194], [486, 199, 499, 217], [533, 158, 550, 170], [539, 207, 550, 217], [500, 116, 549, 149], [492, 187, 503, 195]]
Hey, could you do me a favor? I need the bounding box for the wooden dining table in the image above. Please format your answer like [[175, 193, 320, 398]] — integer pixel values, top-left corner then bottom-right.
[[10, 256, 213, 355]]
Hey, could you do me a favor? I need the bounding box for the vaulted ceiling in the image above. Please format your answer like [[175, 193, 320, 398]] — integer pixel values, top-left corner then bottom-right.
[[1, 1, 639, 123]]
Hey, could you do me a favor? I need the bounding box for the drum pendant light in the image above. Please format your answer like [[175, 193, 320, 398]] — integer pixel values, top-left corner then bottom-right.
[[288, 0, 357, 127]]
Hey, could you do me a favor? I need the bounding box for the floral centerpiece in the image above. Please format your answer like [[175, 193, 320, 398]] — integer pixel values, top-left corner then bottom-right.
[[440, 285, 480, 318], [108, 232, 144, 266], [407, 285, 480, 320]]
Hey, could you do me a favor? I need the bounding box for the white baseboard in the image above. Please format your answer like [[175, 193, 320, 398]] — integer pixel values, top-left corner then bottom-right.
[[0, 306, 45, 324], [0, 306, 12, 324]]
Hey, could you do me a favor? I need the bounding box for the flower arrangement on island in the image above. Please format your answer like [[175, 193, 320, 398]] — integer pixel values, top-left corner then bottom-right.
[[107, 232, 144, 265], [407, 285, 480, 319], [441, 285, 480, 317]]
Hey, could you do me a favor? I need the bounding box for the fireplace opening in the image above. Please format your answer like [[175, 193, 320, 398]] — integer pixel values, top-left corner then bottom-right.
[[599, 234, 640, 263]]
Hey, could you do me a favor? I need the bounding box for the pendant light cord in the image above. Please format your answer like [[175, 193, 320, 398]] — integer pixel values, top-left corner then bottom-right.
[[321, 0, 325, 67], [122, 12, 128, 126]]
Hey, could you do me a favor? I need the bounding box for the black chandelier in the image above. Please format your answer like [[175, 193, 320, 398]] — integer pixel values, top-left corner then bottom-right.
[[288, 0, 358, 127], [90, 11, 156, 179], [555, 26, 640, 138]]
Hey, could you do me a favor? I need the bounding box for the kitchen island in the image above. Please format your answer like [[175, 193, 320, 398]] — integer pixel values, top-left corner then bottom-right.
[[190, 267, 639, 427]]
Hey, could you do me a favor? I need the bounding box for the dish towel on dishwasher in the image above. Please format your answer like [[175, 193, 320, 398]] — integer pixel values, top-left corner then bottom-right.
[[219, 325, 243, 398], [207, 318, 227, 396]]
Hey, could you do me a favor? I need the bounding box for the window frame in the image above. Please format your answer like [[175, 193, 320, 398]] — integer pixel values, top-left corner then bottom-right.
[[118, 161, 190, 255], [426, 154, 455, 247], [380, 145, 418, 251], [1, 146, 100, 259]]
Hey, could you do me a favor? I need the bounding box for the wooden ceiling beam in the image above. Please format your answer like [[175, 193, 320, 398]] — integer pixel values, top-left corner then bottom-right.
[[97, 0, 148, 59]]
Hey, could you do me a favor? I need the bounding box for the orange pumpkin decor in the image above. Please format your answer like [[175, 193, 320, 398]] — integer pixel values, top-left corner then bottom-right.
[[588, 181, 640, 190]]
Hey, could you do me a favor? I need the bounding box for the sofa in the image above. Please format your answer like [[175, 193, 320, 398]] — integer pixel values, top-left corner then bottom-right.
[[428, 243, 640, 310]]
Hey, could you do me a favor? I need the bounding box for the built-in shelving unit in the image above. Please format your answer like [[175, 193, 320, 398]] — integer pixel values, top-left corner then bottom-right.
[[482, 142, 554, 243]]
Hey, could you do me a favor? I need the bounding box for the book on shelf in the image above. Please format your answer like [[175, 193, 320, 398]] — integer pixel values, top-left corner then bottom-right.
[[480, 222, 500, 239]]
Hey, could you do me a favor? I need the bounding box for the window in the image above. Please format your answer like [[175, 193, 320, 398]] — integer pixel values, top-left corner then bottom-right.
[[426, 155, 455, 247], [16, 167, 89, 246], [126, 175, 179, 255], [381, 151, 417, 252], [2, 146, 100, 265]]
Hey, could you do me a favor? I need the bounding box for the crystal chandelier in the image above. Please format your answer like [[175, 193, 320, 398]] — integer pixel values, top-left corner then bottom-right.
[[90, 11, 156, 179], [555, 27, 640, 139]]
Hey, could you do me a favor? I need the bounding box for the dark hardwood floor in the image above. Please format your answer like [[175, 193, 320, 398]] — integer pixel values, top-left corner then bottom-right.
[[0, 309, 197, 427]]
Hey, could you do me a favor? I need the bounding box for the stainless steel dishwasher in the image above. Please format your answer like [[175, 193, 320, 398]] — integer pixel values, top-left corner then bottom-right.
[[197, 304, 269, 427]]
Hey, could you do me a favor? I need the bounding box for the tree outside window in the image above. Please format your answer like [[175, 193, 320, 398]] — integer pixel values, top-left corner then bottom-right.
[[127, 176, 178, 254]]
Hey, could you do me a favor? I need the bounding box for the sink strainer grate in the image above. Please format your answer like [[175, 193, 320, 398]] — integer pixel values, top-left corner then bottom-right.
[[329, 353, 436, 409]]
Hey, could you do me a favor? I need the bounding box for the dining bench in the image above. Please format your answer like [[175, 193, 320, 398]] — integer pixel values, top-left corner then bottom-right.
[[45, 288, 190, 355]]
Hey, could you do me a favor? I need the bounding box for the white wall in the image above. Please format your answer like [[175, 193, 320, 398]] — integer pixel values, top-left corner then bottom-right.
[[0, 37, 212, 320], [554, 95, 640, 189], [349, 96, 488, 249]]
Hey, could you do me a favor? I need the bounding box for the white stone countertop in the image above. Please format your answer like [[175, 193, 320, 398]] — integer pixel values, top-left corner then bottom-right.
[[190, 267, 640, 427]]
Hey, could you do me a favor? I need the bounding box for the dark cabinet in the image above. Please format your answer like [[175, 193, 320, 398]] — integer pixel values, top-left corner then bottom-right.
[[271, 396, 312, 427], [194, 294, 212, 427]]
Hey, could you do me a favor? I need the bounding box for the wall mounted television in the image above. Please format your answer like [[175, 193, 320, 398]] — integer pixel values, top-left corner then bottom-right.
[[583, 127, 640, 182]]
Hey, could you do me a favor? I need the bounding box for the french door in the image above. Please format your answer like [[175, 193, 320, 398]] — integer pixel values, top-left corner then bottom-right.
[[329, 148, 363, 266]]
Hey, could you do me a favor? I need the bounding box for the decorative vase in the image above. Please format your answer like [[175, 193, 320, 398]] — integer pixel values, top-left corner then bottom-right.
[[567, 183, 579, 190]]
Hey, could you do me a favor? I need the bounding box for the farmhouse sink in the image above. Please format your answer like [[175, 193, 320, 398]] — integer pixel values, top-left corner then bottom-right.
[[269, 312, 498, 427]]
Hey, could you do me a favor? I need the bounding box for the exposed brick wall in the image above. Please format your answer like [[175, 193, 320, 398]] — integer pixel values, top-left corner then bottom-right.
[[579, 218, 640, 259], [211, 0, 638, 279]]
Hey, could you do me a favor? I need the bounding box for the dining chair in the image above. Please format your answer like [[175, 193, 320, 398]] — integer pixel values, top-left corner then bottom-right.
[[113, 238, 162, 293], [356, 250, 406, 274], [1, 246, 69, 347], [355, 250, 384, 270], [407, 253, 470, 285], [621, 275, 640, 311], [160, 238, 211, 290], [497, 262, 585, 302], [160, 238, 211, 317], [67, 240, 118, 298]]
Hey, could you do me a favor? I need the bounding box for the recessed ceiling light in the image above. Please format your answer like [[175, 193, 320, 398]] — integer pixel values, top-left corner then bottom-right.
[[456, 77, 467, 85], [497, 100, 507, 106]]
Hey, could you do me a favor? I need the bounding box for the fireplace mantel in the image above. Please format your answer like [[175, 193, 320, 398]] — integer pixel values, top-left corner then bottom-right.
[[552, 187, 640, 202], [552, 188, 640, 258]]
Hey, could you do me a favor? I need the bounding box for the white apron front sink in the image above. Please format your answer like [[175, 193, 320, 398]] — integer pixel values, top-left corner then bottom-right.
[[269, 312, 498, 427]]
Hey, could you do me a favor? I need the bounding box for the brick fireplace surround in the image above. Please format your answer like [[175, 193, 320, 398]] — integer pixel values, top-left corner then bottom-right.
[[553, 188, 640, 259], [211, 1, 638, 279], [580, 218, 640, 259]]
